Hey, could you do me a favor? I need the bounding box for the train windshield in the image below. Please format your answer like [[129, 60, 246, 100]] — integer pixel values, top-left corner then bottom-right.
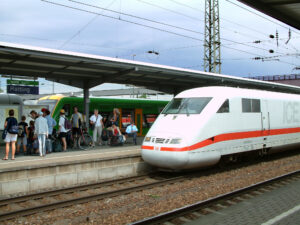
[[162, 97, 212, 114], [37, 99, 58, 112]]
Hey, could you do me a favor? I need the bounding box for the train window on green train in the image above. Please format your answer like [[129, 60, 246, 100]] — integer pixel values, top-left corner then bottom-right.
[[121, 110, 135, 128], [144, 114, 158, 128], [217, 99, 229, 113]]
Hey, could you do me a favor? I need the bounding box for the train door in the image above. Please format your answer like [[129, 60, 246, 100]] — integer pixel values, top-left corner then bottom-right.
[[135, 109, 143, 136], [261, 100, 270, 136]]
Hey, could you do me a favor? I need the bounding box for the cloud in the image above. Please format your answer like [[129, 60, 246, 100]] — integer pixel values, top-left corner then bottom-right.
[[0, 0, 299, 94]]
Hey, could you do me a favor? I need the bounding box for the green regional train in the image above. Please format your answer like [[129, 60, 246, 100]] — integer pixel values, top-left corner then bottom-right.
[[37, 95, 168, 136]]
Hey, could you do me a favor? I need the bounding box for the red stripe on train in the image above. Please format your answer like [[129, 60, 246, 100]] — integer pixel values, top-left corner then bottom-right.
[[141, 127, 300, 152]]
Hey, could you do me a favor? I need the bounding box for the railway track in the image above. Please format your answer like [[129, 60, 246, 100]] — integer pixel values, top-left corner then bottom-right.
[[0, 173, 190, 222], [1, 150, 298, 223], [131, 170, 300, 225]]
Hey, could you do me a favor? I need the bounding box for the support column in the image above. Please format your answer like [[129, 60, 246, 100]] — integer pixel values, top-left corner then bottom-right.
[[83, 87, 90, 129]]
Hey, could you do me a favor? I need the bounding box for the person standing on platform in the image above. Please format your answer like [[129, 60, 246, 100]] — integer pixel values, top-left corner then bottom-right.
[[59, 109, 68, 151], [71, 106, 83, 147], [3, 109, 18, 160], [34, 112, 48, 157], [44, 109, 56, 139], [16, 115, 29, 155], [27, 120, 35, 155], [90, 109, 104, 147], [125, 120, 138, 145], [29, 110, 38, 120], [110, 108, 120, 126]]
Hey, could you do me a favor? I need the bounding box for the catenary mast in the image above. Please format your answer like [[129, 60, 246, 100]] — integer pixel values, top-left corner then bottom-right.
[[204, 0, 221, 73]]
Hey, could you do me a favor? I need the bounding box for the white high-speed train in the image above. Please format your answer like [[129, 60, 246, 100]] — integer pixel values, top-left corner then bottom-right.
[[141, 87, 300, 170]]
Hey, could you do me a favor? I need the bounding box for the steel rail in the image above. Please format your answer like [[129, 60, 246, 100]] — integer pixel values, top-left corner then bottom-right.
[[0, 174, 186, 221], [131, 169, 300, 225], [0, 174, 150, 207]]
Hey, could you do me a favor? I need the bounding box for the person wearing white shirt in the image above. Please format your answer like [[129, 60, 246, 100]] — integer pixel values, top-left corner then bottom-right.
[[90, 109, 104, 147], [125, 121, 138, 145], [34, 111, 49, 157], [58, 109, 68, 151]]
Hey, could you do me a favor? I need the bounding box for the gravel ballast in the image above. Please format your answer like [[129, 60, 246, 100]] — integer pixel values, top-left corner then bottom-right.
[[4, 150, 300, 225]]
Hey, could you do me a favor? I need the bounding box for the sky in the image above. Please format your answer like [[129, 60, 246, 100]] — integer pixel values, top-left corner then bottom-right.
[[0, 0, 299, 94]]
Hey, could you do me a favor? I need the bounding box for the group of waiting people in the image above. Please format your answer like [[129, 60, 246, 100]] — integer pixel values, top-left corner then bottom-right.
[[90, 108, 138, 146], [2, 108, 56, 160], [2, 107, 138, 160]]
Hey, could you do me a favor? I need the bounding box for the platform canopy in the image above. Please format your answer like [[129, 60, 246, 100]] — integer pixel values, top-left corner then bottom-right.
[[238, 0, 300, 30], [1, 41, 300, 95]]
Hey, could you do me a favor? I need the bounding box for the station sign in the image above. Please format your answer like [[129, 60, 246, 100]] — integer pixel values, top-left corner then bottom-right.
[[7, 79, 39, 95], [7, 80, 39, 86], [7, 85, 39, 95]]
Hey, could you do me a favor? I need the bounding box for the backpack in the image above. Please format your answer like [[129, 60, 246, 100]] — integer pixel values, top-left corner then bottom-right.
[[7, 118, 18, 134], [18, 124, 25, 137], [64, 117, 72, 130]]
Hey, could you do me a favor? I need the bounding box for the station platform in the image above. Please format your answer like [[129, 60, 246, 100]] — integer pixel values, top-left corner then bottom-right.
[[0, 142, 152, 199], [187, 175, 300, 225]]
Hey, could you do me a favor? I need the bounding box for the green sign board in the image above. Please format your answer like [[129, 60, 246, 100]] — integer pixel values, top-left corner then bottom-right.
[[7, 80, 39, 86]]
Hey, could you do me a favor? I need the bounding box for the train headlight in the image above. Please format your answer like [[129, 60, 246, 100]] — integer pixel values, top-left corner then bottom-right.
[[144, 136, 151, 142], [170, 138, 182, 144]]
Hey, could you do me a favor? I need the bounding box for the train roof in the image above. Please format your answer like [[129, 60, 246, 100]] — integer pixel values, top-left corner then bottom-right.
[[176, 86, 300, 100], [0, 93, 23, 104], [38, 95, 168, 102]]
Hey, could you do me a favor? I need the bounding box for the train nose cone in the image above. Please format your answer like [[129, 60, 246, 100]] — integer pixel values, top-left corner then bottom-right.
[[141, 148, 189, 170]]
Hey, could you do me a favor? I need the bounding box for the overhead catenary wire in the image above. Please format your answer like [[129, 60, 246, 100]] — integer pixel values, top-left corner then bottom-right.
[[69, 0, 203, 36], [139, 0, 299, 55], [168, 0, 275, 37], [59, 0, 118, 49], [224, 0, 300, 35], [41, 0, 205, 42], [68, 0, 284, 54], [0, 33, 134, 51], [41, 0, 299, 67], [139, 0, 260, 41]]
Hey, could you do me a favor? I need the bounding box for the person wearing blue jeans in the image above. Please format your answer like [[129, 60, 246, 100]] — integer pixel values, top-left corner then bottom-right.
[[125, 121, 138, 145], [34, 112, 48, 157]]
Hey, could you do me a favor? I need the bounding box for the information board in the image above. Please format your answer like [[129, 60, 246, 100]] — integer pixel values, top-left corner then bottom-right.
[[7, 85, 39, 95]]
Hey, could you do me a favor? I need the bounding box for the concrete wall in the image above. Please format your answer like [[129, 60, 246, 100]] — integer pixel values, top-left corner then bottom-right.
[[0, 155, 153, 198]]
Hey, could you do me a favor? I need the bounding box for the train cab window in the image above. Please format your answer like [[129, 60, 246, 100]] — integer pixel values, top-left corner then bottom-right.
[[162, 97, 212, 114], [242, 98, 261, 113], [62, 104, 71, 117], [217, 99, 229, 113]]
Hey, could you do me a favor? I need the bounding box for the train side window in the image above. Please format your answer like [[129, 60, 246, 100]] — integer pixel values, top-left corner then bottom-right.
[[252, 99, 261, 112], [217, 99, 229, 113], [242, 99, 251, 112], [242, 98, 261, 113], [121, 110, 135, 128], [144, 114, 158, 128]]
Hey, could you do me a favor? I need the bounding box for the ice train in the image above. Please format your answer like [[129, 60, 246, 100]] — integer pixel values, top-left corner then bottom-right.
[[141, 87, 300, 170]]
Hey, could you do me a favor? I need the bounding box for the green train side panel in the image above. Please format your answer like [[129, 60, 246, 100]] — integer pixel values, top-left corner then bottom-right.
[[52, 97, 168, 136]]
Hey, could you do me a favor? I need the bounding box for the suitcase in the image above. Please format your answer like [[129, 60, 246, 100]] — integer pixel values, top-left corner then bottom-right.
[[53, 140, 62, 152], [46, 138, 53, 153]]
